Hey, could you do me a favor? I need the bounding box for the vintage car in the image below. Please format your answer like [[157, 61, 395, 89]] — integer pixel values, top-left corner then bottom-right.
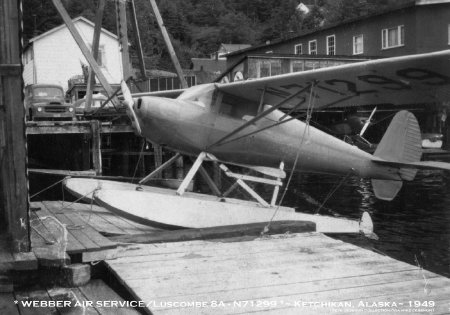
[[25, 84, 75, 121]]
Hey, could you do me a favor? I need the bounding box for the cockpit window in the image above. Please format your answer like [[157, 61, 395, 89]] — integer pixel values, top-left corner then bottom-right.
[[178, 83, 216, 108], [219, 92, 259, 119]]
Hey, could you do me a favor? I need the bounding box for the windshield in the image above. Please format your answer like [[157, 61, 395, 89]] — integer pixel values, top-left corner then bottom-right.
[[32, 87, 63, 99]]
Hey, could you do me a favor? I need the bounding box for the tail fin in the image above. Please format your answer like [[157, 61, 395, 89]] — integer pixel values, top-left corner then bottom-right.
[[371, 110, 422, 200]]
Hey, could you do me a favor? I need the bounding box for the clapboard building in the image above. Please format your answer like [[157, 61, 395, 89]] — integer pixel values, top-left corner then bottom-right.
[[226, 0, 450, 69], [22, 16, 123, 91]]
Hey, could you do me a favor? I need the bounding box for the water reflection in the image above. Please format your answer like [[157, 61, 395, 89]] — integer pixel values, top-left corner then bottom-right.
[[280, 169, 450, 277]]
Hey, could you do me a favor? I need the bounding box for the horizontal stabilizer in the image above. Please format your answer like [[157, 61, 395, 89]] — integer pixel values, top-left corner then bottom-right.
[[372, 159, 450, 172]]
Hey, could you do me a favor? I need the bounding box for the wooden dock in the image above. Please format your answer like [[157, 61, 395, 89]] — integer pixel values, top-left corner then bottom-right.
[[0, 279, 140, 315], [106, 233, 450, 314], [26, 121, 133, 135]]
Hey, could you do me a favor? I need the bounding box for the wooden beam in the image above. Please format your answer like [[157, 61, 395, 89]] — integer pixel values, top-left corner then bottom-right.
[[148, 0, 188, 88], [109, 221, 316, 244], [26, 122, 133, 135], [271, 162, 284, 206], [91, 120, 102, 175], [0, 64, 21, 76], [51, 0, 116, 100], [0, 0, 31, 252], [176, 152, 206, 195], [116, 0, 131, 79], [85, 0, 105, 111], [129, 0, 146, 78], [198, 165, 222, 197], [139, 152, 180, 185]]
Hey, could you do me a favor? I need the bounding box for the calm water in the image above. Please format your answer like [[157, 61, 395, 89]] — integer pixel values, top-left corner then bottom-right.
[[279, 165, 450, 277]]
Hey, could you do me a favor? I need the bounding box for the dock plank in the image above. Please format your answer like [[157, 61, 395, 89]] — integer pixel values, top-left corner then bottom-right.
[[78, 279, 141, 315], [45, 202, 116, 249], [61, 202, 160, 236], [15, 288, 57, 315], [41, 201, 117, 253], [35, 203, 86, 253], [105, 233, 450, 315], [0, 293, 19, 315], [47, 287, 99, 315]]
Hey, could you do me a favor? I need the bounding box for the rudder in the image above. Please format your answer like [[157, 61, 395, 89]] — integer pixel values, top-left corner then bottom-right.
[[371, 110, 422, 200]]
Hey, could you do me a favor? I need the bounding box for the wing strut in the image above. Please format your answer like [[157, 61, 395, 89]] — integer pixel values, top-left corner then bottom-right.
[[206, 83, 313, 149]]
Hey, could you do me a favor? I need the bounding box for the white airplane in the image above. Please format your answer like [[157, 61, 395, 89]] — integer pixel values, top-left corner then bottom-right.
[[123, 50, 450, 201], [65, 50, 450, 235]]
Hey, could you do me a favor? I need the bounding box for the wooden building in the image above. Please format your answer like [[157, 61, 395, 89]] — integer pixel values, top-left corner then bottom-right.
[[226, 0, 450, 67], [22, 16, 124, 92]]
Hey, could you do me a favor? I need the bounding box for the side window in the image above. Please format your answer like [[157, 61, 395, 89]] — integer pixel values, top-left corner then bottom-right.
[[309, 40, 317, 55], [326, 35, 335, 55], [353, 35, 364, 55]]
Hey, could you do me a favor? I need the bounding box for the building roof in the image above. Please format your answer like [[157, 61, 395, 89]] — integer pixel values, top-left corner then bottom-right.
[[191, 58, 227, 73], [219, 44, 252, 53], [29, 16, 118, 44], [226, 0, 448, 58]]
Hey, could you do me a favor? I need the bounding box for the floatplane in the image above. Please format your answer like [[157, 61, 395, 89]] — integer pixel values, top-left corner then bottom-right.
[[65, 50, 450, 235]]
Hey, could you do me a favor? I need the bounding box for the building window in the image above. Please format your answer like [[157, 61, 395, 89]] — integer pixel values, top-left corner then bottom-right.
[[353, 35, 364, 55], [382, 25, 404, 49], [294, 44, 303, 55], [326, 35, 335, 55], [258, 60, 282, 78], [291, 60, 304, 72], [308, 40, 317, 55]]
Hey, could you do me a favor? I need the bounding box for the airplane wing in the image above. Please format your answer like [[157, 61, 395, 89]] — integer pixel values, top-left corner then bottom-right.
[[131, 88, 185, 99], [216, 50, 450, 110]]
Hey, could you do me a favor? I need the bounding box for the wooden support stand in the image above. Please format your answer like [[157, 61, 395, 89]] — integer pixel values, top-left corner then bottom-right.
[[176, 152, 283, 207]]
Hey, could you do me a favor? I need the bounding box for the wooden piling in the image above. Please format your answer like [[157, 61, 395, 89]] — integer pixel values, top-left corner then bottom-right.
[[116, 0, 132, 79], [0, 0, 31, 252], [85, 0, 105, 110], [91, 120, 102, 175]]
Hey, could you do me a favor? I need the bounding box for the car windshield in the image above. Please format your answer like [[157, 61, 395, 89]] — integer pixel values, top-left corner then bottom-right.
[[33, 87, 63, 98]]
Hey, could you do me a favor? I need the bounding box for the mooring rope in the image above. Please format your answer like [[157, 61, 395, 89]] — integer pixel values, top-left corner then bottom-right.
[[263, 83, 317, 235], [30, 177, 67, 199], [314, 171, 351, 215]]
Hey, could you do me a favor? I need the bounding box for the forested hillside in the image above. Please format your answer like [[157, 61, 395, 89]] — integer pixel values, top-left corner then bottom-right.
[[23, 0, 412, 71]]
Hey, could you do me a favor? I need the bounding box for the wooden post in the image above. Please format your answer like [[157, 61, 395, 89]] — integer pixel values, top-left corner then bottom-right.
[[148, 0, 188, 88], [153, 144, 163, 179], [51, 0, 116, 100], [91, 121, 102, 175], [116, 0, 132, 80], [0, 0, 31, 252], [270, 162, 284, 206], [85, 0, 106, 110], [129, 0, 146, 78]]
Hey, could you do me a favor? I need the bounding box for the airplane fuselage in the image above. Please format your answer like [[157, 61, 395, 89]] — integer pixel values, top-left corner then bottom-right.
[[132, 84, 401, 181]]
